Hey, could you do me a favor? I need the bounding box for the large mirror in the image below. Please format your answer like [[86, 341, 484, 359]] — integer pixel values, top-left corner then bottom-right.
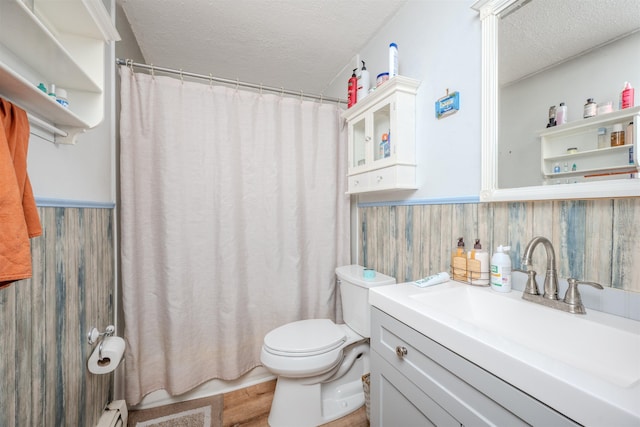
[[474, 0, 640, 201]]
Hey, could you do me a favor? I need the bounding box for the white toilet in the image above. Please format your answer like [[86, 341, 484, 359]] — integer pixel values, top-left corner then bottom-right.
[[260, 265, 395, 427]]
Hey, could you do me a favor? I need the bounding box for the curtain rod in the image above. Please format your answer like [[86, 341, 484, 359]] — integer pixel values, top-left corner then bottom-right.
[[116, 58, 346, 104]]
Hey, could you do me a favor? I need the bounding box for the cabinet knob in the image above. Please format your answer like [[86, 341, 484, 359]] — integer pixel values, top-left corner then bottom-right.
[[395, 346, 408, 358], [365, 136, 372, 142], [376, 175, 383, 182]]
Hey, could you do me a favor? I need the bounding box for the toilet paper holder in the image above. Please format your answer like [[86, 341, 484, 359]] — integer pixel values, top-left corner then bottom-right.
[[87, 325, 115, 360]]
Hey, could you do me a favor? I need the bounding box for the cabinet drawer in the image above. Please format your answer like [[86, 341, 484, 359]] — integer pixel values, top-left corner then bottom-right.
[[371, 308, 578, 427], [348, 173, 370, 193], [368, 165, 416, 191]]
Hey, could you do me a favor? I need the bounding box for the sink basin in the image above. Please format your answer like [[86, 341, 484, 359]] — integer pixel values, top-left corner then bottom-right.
[[409, 285, 640, 388], [369, 280, 640, 426]]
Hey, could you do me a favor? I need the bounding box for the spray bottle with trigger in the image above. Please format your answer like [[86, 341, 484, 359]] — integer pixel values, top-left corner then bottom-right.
[[357, 61, 370, 102], [348, 68, 358, 108]]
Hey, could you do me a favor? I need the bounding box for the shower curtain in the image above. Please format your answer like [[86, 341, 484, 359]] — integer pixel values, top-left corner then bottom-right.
[[119, 66, 349, 405]]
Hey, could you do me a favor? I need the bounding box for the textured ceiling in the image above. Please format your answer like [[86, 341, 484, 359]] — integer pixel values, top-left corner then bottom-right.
[[118, 0, 640, 94], [118, 0, 407, 96], [499, 0, 640, 85]]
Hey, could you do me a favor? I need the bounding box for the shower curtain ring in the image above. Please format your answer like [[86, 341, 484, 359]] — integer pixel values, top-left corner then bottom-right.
[[300, 90, 304, 101], [235, 78, 239, 91], [259, 83, 263, 96], [127, 59, 133, 71], [209, 73, 213, 88], [280, 87, 284, 97], [320, 94, 324, 104], [150, 64, 155, 79], [180, 69, 184, 83]]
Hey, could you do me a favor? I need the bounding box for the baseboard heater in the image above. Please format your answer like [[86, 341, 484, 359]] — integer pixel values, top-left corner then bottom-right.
[[96, 400, 128, 427]]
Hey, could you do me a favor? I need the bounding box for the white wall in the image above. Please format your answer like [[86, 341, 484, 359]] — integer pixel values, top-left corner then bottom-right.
[[500, 31, 640, 188], [27, 18, 117, 206], [325, 0, 482, 203]]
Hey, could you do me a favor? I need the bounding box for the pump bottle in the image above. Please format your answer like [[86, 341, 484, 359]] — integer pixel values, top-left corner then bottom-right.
[[467, 239, 489, 285], [490, 245, 512, 292], [451, 237, 466, 281], [347, 68, 357, 108], [357, 61, 370, 102]]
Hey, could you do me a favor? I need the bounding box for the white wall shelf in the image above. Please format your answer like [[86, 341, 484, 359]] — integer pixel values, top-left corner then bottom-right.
[[342, 76, 421, 194], [0, 0, 119, 144], [540, 106, 639, 184]]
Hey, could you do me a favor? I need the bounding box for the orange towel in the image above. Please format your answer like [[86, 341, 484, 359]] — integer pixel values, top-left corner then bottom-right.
[[0, 98, 42, 288]]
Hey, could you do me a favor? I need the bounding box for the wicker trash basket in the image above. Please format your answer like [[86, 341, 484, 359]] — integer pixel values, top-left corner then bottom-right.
[[362, 373, 371, 423]]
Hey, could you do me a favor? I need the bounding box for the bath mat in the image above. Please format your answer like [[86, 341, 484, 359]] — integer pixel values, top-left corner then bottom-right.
[[128, 395, 223, 427]]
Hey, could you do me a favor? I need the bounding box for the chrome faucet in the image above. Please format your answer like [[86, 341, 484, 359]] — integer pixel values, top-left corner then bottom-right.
[[521, 236, 559, 300], [520, 236, 603, 314]]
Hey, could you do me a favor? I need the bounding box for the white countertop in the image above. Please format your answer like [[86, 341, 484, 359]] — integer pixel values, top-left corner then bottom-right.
[[369, 280, 640, 426]]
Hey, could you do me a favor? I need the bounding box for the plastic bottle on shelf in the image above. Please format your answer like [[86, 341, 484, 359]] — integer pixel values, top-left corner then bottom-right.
[[583, 98, 596, 118], [357, 61, 370, 102], [389, 42, 398, 78], [621, 82, 635, 109], [347, 69, 357, 108], [611, 124, 625, 147], [56, 88, 69, 108], [597, 127, 608, 149], [556, 102, 567, 125]]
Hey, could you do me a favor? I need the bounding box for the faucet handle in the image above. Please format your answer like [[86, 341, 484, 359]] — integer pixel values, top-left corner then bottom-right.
[[564, 278, 604, 314], [515, 269, 539, 295]]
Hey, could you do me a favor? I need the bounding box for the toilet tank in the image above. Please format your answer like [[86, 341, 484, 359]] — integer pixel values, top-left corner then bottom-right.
[[335, 265, 395, 337]]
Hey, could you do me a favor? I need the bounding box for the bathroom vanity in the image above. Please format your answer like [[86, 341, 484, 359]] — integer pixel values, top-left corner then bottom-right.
[[368, 281, 640, 426]]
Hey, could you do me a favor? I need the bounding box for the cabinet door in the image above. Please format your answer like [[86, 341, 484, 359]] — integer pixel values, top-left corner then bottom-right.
[[349, 116, 368, 171], [371, 101, 392, 164], [370, 350, 460, 427]]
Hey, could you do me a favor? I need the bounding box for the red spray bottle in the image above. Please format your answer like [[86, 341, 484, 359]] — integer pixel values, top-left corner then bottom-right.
[[347, 68, 358, 108]]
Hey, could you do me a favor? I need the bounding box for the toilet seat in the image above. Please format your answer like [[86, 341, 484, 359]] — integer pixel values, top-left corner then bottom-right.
[[263, 319, 346, 356], [261, 319, 353, 377]]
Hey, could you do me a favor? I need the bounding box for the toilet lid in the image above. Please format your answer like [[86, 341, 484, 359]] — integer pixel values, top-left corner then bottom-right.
[[263, 319, 346, 356]]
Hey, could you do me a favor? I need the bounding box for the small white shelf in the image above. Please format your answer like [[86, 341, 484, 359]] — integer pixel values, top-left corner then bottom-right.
[[540, 106, 639, 182], [0, 0, 119, 144]]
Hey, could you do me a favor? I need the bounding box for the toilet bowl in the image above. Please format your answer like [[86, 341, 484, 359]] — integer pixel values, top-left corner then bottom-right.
[[260, 265, 395, 427]]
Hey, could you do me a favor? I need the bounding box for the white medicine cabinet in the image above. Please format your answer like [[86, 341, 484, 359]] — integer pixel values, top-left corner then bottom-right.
[[342, 76, 421, 194], [541, 106, 638, 184], [0, 0, 120, 144]]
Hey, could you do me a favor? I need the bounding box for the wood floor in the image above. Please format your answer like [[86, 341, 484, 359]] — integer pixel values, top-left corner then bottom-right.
[[222, 379, 369, 427]]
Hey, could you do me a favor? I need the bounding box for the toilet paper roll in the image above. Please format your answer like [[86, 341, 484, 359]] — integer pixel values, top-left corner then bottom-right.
[[88, 336, 125, 374]]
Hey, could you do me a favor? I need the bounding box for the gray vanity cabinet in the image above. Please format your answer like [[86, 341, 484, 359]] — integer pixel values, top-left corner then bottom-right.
[[369, 307, 579, 426]]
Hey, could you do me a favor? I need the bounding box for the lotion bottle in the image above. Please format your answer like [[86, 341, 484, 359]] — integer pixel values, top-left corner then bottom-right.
[[467, 239, 489, 285], [357, 61, 370, 102], [490, 245, 511, 292], [347, 68, 357, 108], [451, 237, 466, 281], [621, 82, 635, 109]]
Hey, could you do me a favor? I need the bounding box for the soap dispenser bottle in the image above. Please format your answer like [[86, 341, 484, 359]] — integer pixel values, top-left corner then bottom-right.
[[451, 237, 466, 281], [467, 239, 489, 285], [490, 245, 512, 292]]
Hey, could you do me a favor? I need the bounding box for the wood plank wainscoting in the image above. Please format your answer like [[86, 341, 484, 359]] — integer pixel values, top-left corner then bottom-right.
[[359, 198, 640, 292], [0, 206, 114, 427]]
